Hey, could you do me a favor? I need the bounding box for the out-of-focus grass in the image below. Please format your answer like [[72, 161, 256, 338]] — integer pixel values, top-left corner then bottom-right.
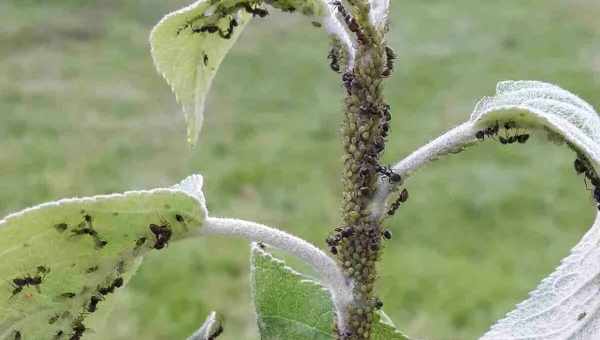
[[1, 0, 600, 339]]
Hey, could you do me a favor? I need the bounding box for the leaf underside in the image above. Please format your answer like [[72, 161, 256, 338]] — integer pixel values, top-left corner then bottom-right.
[[471, 80, 600, 167], [468, 81, 600, 339], [0, 183, 206, 340], [150, 0, 327, 146], [250, 244, 409, 339]]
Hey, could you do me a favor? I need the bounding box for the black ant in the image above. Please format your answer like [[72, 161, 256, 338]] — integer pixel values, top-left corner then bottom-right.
[[71, 216, 107, 249], [257, 242, 266, 249], [203, 54, 209, 66], [149, 220, 172, 249], [11, 266, 49, 296], [387, 188, 409, 216], [476, 121, 499, 141], [578, 311, 587, 321], [328, 47, 341, 73], [376, 165, 401, 183], [13, 331, 21, 340], [54, 330, 64, 339], [193, 18, 238, 39]]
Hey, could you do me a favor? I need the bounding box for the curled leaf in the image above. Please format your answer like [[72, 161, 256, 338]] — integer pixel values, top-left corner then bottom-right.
[[150, 0, 351, 145], [470, 80, 600, 165], [383, 80, 600, 339], [0, 175, 206, 339]]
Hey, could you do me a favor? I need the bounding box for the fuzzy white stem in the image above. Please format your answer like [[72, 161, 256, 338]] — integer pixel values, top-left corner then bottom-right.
[[371, 122, 478, 219], [199, 216, 353, 332]]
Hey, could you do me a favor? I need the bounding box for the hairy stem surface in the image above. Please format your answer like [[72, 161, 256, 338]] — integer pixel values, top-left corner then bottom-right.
[[329, 1, 392, 338]]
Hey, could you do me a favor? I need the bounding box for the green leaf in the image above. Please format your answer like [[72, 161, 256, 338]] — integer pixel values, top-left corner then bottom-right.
[[150, 0, 343, 146], [150, 0, 252, 146], [250, 244, 410, 339], [0, 175, 206, 340]]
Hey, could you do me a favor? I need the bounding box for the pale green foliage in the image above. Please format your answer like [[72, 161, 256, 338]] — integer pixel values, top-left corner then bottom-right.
[[250, 244, 409, 339], [469, 82, 600, 339], [471, 80, 600, 166], [150, 0, 334, 146], [0, 177, 206, 339], [150, 0, 252, 146]]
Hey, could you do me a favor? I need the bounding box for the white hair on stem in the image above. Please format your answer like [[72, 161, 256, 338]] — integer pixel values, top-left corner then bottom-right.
[[199, 216, 354, 333]]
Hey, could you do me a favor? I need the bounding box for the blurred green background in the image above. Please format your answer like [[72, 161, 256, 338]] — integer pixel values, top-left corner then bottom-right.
[[1, 0, 600, 339]]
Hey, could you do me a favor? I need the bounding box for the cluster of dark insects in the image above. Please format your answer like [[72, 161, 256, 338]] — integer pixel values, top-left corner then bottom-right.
[[326, 226, 354, 255], [376, 165, 401, 183], [10, 265, 49, 297], [192, 18, 238, 39], [149, 221, 173, 249], [70, 214, 108, 249], [85, 275, 123, 313], [475, 120, 530, 144], [328, 47, 341, 73], [387, 188, 409, 216], [331, 0, 367, 44], [574, 155, 600, 210], [177, 1, 269, 39]]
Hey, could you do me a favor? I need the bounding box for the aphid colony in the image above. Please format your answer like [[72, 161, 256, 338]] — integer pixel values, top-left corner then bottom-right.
[[70, 214, 108, 249], [176, 1, 270, 38], [331, 1, 367, 44], [574, 155, 600, 210], [475, 120, 530, 144], [326, 225, 394, 256], [5, 211, 185, 339]]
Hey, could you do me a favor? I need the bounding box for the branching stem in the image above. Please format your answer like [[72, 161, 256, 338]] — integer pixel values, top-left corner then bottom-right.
[[200, 216, 353, 331], [370, 122, 478, 219]]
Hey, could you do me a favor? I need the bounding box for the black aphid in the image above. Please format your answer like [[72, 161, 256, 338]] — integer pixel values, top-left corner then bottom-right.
[[382, 229, 392, 240]]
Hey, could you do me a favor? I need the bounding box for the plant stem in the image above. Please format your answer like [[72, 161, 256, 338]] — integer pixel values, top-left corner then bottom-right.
[[200, 216, 353, 330], [330, 1, 390, 338], [371, 122, 478, 219]]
